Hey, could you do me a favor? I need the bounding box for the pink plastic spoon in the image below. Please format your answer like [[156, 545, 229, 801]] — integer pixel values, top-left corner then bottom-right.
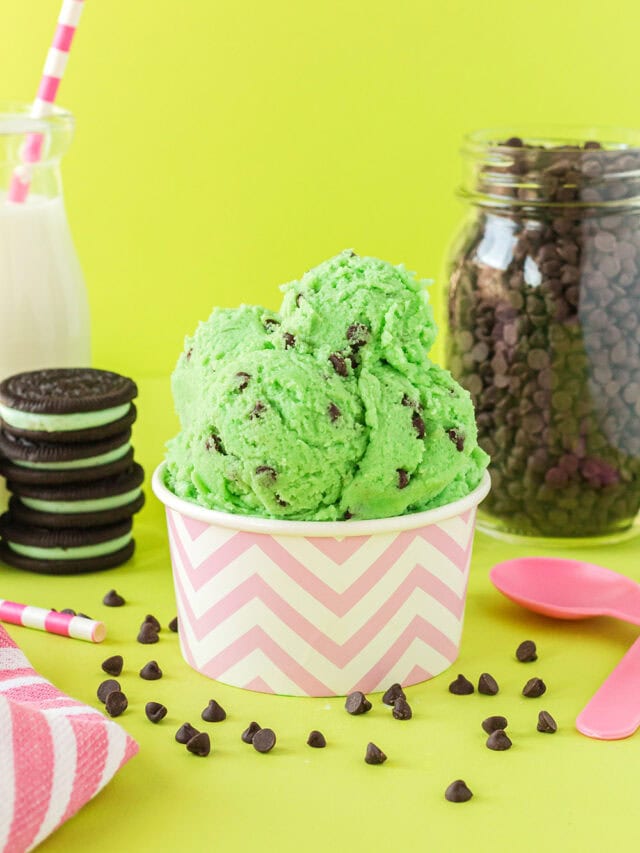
[[490, 556, 640, 740]]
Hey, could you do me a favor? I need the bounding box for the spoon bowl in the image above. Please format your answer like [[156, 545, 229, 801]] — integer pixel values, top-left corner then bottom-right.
[[490, 556, 640, 625]]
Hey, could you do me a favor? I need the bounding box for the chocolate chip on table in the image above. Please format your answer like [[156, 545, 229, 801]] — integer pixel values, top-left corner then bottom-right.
[[241, 722, 261, 744], [168, 616, 178, 633], [382, 683, 405, 706], [145, 702, 167, 724], [329, 353, 348, 376], [139, 661, 163, 680], [201, 700, 226, 722], [97, 679, 121, 703], [102, 589, 125, 607], [411, 410, 425, 439], [449, 674, 474, 695], [307, 730, 327, 748], [250, 401, 267, 419], [144, 614, 161, 632], [397, 469, 409, 489], [235, 372, 251, 391], [176, 723, 200, 744], [364, 743, 387, 765], [186, 732, 211, 757], [252, 728, 276, 753], [516, 640, 538, 662], [101, 655, 123, 677], [445, 780, 473, 802], [537, 710, 558, 733], [137, 622, 159, 644], [523, 677, 547, 698], [478, 673, 499, 695], [486, 730, 512, 751], [328, 403, 341, 422], [345, 691, 372, 715], [482, 715, 508, 734], [105, 690, 128, 718], [392, 698, 412, 720]]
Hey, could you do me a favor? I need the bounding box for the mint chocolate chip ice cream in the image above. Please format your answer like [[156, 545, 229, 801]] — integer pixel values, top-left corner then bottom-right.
[[165, 251, 488, 520]]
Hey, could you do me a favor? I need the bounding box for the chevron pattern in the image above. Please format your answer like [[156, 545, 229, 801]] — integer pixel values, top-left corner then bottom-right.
[[166, 507, 478, 696]]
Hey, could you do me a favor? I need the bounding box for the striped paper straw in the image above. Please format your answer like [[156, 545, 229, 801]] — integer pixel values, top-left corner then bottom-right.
[[0, 599, 106, 642], [7, 0, 86, 204]]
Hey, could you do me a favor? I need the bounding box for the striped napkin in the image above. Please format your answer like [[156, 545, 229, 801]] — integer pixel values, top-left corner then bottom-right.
[[0, 625, 138, 852]]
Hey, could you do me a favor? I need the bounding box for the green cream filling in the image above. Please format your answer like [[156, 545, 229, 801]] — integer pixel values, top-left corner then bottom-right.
[[22, 487, 142, 514], [0, 402, 131, 432], [13, 443, 130, 471], [8, 532, 132, 561]]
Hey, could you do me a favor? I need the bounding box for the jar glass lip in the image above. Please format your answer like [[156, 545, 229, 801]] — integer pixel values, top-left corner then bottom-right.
[[0, 100, 74, 137], [462, 125, 640, 154]]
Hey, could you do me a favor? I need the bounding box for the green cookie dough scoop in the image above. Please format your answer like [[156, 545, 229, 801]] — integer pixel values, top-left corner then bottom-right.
[[165, 251, 489, 520]]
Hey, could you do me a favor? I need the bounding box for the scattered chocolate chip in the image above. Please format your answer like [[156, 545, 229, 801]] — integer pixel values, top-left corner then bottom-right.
[[105, 690, 128, 718], [102, 590, 125, 607], [364, 742, 387, 765], [346, 323, 370, 348], [60, 608, 76, 616], [307, 730, 327, 748], [343, 509, 353, 520], [176, 723, 200, 744], [264, 318, 280, 331], [283, 332, 296, 349], [382, 683, 405, 706], [445, 780, 473, 802], [145, 702, 167, 724], [412, 410, 425, 439], [516, 640, 538, 662], [186, 348, 193, 360], [329, 353, 348, 376], [402, 394, 417, 407], [449, 674, 474, 695], [255, 465, 277, 481], [478, 673, 499, 695], [241, 722, 261, 744], [186, 732, 211, 757], [137, 622, 159, 644], [97, 679, 120, 704], [101, 655, 123, 677], [250, 401, 266, 419], [295, 293, 303, 307], [275, 495, 288, 507], [537, 710, 558, 733], [328, 402, 341, 422], [486, 729, 512, 751], [523, 677, 547, 698], [235, 372, 251, 391], [392, 698, 412, 720], [201, 700, 226, 722], [139, 660, 163, 680], [253, 728, 276, 753], [447, 429, 465, 451], [206, 434, 225, 454], [144, 614, 161, 632], [345, 691, 372, 715], [482, 715, 508, 734], [168, 616, 178, 632], [397, 468, 409, 489]]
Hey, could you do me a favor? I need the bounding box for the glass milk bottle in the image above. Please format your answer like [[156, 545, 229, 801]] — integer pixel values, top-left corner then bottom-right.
[[0, 101, 91, 378]]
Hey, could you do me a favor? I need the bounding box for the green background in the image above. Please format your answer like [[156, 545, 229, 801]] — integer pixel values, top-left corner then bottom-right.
[[1, 1, 640, 850]]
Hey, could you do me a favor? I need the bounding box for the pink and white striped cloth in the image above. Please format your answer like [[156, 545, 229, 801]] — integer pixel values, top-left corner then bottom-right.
[[0, 625, 138, 852]]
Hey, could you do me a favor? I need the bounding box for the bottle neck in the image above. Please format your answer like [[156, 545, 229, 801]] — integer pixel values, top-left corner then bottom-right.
[[459, 128, 640, 215]]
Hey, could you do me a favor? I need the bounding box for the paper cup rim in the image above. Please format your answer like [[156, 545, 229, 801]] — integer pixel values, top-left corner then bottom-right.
[[152, 463, 490, 537]]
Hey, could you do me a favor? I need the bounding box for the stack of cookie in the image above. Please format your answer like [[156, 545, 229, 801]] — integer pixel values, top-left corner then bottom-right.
[[0, 368, 144, 574]]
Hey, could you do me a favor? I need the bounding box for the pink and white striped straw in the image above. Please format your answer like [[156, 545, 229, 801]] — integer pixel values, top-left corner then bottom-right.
[[7, 0, 86, 204], [0, 599, 106, 642]]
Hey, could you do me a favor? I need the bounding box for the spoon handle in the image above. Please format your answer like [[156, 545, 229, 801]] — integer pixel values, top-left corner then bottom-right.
[[576, 634, 640, 740]]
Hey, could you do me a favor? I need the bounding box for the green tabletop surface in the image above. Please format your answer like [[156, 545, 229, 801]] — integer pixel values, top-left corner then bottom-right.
[[3, 378, 639, 853]]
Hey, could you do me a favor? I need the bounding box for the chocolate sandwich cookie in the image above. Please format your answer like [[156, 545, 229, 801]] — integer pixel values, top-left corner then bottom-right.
[[0, 430, 133, 485], [0, 369, 137, 444], [8, 463, 145, 528], [0, 515, 135, 574]]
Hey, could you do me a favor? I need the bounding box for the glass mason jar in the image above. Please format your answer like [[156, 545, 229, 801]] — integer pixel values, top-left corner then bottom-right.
[[446, 127, 640, 541], [0, 101, 91, 380]]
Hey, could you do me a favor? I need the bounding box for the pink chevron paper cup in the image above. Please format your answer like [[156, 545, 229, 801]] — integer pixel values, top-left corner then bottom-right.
[[152, 464, 490, 697]]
